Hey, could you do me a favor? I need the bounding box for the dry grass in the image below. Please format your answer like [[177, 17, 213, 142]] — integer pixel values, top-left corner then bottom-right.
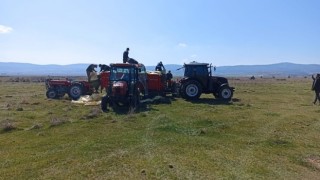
[[49, 117, 69, 127], [1, 119, 16, 132]]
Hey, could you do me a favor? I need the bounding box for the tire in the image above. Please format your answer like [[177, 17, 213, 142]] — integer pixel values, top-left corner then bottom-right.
[[46, 89, 58, 99], [179, 86, 186, 98], [101, 96, 109, 112], [68, 84, 83, 100], [129, 89, 140, 112], [182, 80, 202, 100], [132, 96, 139, 110], [218, 85, 233, 101], [114, 101, 127, 108], [171, 82, 178, 97]]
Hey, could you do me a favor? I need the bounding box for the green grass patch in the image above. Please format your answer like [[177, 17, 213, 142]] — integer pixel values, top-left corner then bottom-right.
[[0, 78, 320, 179]]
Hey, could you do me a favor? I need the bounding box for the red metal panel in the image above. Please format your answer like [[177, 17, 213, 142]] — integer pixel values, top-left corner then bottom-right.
[[147, 73, 164, 92], [100, 71, 110, 90]]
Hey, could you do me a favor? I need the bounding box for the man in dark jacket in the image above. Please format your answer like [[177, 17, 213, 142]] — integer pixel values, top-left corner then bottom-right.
[[127, 58, 138, 64], [86, 64, 97, 81], [312, 74, 320, 104], [123, 48, 129, 63], [155, 61, 165, 71], [166, 70, 173, 80], [99, 64, 110, 72], [166, 70, 173, 88]]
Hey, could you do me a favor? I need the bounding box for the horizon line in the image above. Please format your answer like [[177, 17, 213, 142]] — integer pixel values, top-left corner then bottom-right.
[[1, 61, 320, 67]]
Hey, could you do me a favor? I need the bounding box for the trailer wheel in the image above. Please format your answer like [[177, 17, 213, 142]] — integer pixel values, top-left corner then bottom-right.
[[46, 89, 58, 99], [182, 80, 202, 100], [68, 84, 83, 100], [218, 85, 233, 101]]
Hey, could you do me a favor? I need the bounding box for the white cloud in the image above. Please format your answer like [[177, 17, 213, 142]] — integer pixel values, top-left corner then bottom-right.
[[0, 25, 13, 34], [178, 43, 187, 48]]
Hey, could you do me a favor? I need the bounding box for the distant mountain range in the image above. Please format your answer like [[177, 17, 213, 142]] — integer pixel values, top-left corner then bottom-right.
[[0, 62, 319, 77]]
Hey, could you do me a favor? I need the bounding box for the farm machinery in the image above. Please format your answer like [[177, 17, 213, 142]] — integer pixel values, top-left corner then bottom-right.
[[178, 62, 234, 101], [45, 61, 234, 111], [100, 61, 234, 112], [101, 63, 146, 111], [45, 72, 109, 100]]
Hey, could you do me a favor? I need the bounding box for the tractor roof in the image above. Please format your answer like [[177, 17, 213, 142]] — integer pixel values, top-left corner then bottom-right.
[[185, 61, 209, 66], [110, 63, 145, 68]]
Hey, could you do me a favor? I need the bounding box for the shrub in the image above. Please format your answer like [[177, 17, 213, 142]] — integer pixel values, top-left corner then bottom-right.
[[1, 120, 16, 132], [50, 117, 68, 127]]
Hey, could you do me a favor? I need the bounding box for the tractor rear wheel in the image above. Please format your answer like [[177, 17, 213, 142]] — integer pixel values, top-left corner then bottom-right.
[[218, 85, 233, 101], [68, 84, 83, 100], [46, 89, 58, 99], [182, 80, 202, 100]]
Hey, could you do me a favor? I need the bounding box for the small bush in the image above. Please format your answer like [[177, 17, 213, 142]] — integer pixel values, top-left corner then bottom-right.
[[50, 117, 68, 127], [1, 120, 16, 132], [82, 108, 101, 120], [20, 99, 30, 104], [16, 107, 24, 111]]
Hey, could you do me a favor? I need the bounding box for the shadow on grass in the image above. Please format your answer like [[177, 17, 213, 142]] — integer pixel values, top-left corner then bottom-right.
[[186, 98, 239, 105], [109, 96, 175, 115], [105, 96, 236, 114], [108, 103, 159, 115]]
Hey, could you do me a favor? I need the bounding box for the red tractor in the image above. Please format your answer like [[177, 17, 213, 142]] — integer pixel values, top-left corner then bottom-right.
[[100, 63, 180, 112], [45, 72, 110, 100], [101, 63, 147, 112]]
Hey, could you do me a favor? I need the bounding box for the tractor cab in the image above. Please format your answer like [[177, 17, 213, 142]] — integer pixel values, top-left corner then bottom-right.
[[183, 62, 212, 88], [108, 63, 147, 96]]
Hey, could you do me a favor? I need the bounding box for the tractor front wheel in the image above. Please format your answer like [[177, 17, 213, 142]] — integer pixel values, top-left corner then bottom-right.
[[218, 85, 233, 101], [129, 90, 140, 112], [182, 80, 202, 100], [46, 89, 58, 99]]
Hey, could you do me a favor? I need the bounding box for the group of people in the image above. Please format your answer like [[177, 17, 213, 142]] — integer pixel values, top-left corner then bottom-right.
[[85, 48, 174, 93], [85, 64, 110, 93], [86, 64, 110, 81], [124, 48, 173, 85], [125, 48, 174, 86]]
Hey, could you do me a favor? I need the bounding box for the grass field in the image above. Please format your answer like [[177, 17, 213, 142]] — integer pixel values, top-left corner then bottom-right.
[[1, 77, 320, 179]]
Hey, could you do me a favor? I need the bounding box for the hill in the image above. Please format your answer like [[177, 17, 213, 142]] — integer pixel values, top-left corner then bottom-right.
[[0, 62, 319, 77], [215, 62, 320, 77]]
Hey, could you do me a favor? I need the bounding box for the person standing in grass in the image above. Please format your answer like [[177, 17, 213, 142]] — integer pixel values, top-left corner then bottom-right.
[[312, 74, 320, 104]]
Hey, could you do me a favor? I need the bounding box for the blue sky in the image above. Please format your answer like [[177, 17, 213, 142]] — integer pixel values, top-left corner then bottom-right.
[[1, 0, 319, 66]]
